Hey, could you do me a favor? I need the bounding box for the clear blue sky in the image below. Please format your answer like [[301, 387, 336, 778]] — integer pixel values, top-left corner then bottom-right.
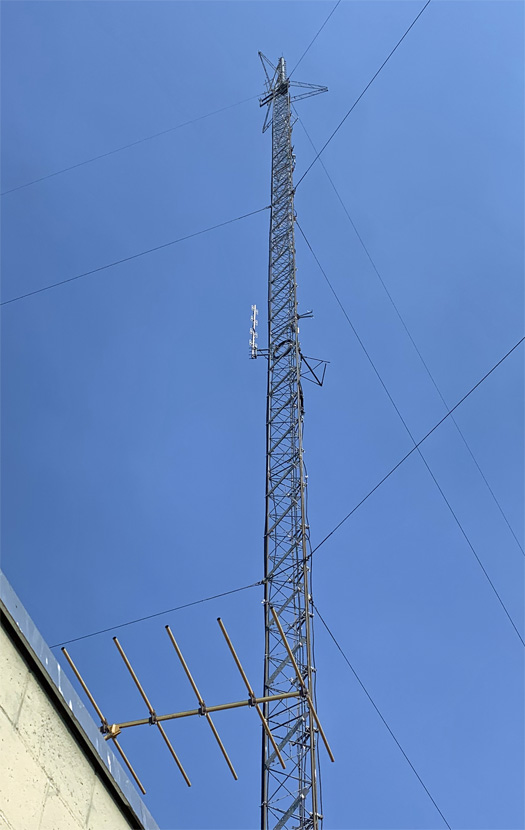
[[1, 2, 523, 829]]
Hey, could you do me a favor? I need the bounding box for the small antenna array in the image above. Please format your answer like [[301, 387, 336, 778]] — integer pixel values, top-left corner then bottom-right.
[[61, 608, 333, 794], [250, 304, 259, 359]]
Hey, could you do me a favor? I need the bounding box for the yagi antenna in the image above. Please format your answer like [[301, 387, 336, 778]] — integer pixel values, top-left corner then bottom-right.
[[62, 610, 333, 793]]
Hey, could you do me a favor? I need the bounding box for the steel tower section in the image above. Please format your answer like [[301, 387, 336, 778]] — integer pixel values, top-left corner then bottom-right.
[[258, 54, 327, 830]]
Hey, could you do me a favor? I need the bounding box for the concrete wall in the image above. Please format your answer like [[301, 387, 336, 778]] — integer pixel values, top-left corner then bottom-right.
[[0, 625, 139, 830]]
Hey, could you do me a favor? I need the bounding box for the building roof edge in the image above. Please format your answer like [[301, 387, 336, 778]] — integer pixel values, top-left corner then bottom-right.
[[0, 570, 159, 830]]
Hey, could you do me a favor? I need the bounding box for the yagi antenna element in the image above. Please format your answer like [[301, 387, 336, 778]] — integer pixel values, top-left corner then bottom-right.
[[61, 646, 147, 795]]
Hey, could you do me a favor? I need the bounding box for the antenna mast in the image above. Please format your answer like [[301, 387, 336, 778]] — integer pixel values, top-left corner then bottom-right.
[[57, 57, 333, 824], [257, 53, 329, 830]]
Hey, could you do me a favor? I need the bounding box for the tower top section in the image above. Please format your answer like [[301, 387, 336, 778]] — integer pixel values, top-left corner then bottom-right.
[[258, 52, 327, 132]]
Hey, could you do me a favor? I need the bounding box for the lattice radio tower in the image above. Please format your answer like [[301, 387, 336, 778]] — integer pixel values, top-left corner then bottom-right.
[[253, 54, 331, 830], [58, 52, 333, 830]]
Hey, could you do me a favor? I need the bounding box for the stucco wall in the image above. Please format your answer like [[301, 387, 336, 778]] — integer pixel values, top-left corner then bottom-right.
[[0, 626, 138, 830]]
